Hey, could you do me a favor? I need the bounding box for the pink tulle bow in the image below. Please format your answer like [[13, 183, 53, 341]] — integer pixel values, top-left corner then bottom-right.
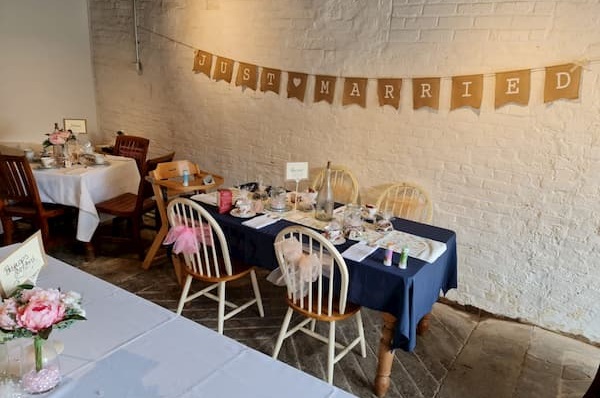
[[163, 224, 214, 254]]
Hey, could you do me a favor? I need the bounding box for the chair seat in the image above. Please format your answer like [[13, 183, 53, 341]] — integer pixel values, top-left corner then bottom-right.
[[183, 257, 255, 283], [3, 202, 65, 218], [96, 193, 155, 217], [287, 295, 361, 322]]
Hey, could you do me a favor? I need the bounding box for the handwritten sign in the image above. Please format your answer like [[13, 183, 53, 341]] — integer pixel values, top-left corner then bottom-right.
[[0, 232, 47, 298], [286, 162, 308, 181]]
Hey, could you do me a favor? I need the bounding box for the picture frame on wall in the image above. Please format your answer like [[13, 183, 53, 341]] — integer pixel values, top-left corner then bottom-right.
[[64, 118, 87, 134]]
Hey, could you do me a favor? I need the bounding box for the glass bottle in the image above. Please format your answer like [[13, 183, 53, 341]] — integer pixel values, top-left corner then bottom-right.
[[315, 161, 334, 221]]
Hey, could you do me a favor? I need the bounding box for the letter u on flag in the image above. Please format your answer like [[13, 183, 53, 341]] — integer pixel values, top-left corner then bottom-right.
[[544, 63, 581, 103], [212, 57, 234, 83]]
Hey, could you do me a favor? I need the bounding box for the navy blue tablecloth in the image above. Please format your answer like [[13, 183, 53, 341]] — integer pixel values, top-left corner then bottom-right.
[[200, 203, 457, 352]]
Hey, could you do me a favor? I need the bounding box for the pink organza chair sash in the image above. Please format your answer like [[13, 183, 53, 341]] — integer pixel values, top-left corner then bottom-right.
[[163, 224, 214, 254]]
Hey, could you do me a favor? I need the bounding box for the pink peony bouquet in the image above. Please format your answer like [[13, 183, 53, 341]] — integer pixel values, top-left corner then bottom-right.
[[42, 128, 73, 148], [0, 285, 86, 373]]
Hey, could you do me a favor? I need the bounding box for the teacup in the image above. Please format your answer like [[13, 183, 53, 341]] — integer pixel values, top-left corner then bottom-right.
[[24, 149, 35, 162], [365, 204, 378, 219], [324, 220, 343, 242], [236, 198, 252, 215], [40, 157, 54, 168], [93, 153, 105, 164]]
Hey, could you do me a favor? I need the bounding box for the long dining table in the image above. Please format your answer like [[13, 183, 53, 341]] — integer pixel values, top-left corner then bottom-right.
[[0, 244, 355, 397], [188, 197, 458, 397]]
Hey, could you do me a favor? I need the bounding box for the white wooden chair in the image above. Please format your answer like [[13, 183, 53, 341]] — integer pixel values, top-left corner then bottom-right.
[[272, 226, 366, 384], [310, 165, 360, 204], [168, 198, 264, 334], [375, 182, 433, 223]]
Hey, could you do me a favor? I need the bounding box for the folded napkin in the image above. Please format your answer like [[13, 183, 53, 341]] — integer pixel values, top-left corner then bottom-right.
[[375, 230, 447, 263], [190, 193, 218, 206], [241, 214, 279, 229], [341, 242, 378, 262]]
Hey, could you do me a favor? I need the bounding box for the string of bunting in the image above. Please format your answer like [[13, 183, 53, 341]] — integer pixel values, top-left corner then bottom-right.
[[139, 25, 593, 111]]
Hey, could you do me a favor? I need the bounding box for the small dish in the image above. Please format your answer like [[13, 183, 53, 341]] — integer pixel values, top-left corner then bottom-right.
[[330, 236, 346, 245], [230, 208, 257, 218], [37, 164, 55, 170], [267, 204, 292, 212]]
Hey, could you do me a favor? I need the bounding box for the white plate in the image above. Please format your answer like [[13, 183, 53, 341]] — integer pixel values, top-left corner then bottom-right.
[[230, 208, 257, 218], [330, 237, 346, 245], [267, 204, 292, 212]]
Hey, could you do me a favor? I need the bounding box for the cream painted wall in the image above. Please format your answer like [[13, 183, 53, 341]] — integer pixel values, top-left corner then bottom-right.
[[89, 0, 600, 343], [0, 0, 98, 149]]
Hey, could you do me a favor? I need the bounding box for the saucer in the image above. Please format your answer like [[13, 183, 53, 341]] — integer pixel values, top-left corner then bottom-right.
[[330, 236, 346, 245], [230, 208, 256, 218], [267, 204, 292, 212], [37, 164, 55, 170]]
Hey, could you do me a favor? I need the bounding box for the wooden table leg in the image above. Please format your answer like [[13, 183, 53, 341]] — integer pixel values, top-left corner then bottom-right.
[[142, 225, 168, 269], [374, 312, 397, 398], [84, 242, 95, 262], [417, 313, 431, 335]]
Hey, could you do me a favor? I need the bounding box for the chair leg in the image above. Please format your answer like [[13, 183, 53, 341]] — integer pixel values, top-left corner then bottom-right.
[[131, 217, 144, 260], [1, 218, 14, 245], [176, 275, 193, 315], [272, 307, 293, 359], [217, 281, 226, 335], [250, 270, 264, 317], [310, 319, 316, 332], [39, 217, 51, 248], [327, 320, 336, 385], [356, 311, 367, 357]]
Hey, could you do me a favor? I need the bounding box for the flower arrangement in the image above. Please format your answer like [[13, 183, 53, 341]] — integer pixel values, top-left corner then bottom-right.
[[42, 123, 74, 148], [0, 284, 85, 392]]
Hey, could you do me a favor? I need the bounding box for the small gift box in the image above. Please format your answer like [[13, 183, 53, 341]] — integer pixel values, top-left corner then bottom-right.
[[217, 189, 233, 214]]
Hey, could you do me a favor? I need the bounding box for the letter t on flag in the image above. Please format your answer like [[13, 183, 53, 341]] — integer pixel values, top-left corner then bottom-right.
[[544, 63, 582, 103]]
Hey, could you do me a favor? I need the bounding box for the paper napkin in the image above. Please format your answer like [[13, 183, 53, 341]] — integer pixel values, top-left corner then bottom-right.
[[242, 214, 279, 229], [341, 242, 378, 262]]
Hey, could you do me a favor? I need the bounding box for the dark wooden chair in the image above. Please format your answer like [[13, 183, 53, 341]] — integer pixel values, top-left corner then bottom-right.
[[94, 135, 151, 258], [0, 154, 66, 247]]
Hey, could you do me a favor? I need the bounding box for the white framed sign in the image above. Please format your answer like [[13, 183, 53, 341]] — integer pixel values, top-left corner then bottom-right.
[[63, 118, 87, 134], [285, 162, 308, 181], [0, 231, 47, 298]]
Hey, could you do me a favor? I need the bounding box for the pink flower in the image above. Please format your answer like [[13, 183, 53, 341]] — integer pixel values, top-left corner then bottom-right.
[[48, 131, 70, 145], [0, 298, 17, 330], [16, 298, 65, 333]]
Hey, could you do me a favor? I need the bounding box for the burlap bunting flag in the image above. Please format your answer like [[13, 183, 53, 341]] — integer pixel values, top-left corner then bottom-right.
[[287, 72, 308, 102], [495, 69, 530, 108], [260, 68, 281, 94], [544, 63, 581, 103], [343, 78, 367, 108], [377, 79, 402, 109], [451, 74, 483, 110], [192, 50, 212, 77], [413, 77, 440, 110], [235, 62, 258, 90], [314, 75, 337, 104], [213, 57, 234, 83]]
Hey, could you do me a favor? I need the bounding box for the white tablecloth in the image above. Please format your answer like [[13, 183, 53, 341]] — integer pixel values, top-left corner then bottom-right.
[[32, 155, 140, 242], [0, 245, 355, 398]]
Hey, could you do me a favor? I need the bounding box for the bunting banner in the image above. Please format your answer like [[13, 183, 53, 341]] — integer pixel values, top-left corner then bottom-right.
[[287, 72, 308, 102], [544, 63, 582, 103], [413, 77, 440, 110], [495, 69, 530, 108], [189, 47, 586, 111], [213, 56, 234, 83], [451, 74, 483, 110], [192, 50, 212, 77], [260, 67, 281, 94], [343, 78, 367, 108], [235, 62, 258, 90], [314, 75, 337, 104], [378, 79, 402, 109]]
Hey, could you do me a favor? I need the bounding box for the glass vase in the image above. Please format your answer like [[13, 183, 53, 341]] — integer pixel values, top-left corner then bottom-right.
[[20, 337, 61, 394], [52, 144, 65, 166]]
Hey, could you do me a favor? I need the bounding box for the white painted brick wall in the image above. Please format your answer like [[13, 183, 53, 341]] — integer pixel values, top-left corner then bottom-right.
[[89, 0, 600, 344]]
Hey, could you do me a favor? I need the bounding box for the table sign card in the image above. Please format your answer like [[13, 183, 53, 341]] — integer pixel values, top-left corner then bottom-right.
[[285, 162, 309, 181], [286, 162, 309, 211], [0, 231, 47, 298]]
